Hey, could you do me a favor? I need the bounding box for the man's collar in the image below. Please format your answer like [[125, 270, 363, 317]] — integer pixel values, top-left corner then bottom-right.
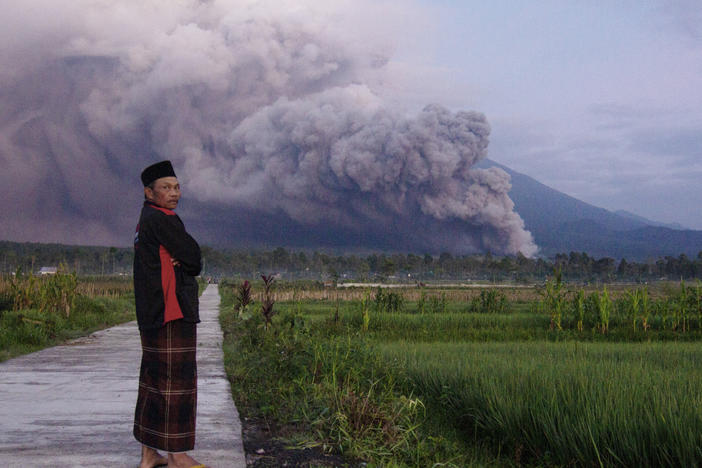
[[144, 200, 176, 215]]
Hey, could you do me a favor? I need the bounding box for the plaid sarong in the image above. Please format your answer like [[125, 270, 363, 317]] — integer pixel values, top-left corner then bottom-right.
[[133, 320, 197, 452]]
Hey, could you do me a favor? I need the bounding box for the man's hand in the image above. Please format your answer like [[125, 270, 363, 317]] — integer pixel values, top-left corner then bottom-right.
[[171, 257, 181, 267]]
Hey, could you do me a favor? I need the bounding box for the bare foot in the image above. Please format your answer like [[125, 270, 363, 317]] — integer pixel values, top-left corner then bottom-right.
[[139, 445, 168, 468], [168, 451, 208, 468]]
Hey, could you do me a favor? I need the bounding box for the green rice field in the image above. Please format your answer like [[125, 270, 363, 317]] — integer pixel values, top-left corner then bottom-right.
[[220, 280, 702, 467]]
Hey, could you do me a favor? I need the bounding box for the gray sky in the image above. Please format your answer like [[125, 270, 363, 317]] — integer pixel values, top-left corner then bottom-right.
[[382, 0, 702, 229]]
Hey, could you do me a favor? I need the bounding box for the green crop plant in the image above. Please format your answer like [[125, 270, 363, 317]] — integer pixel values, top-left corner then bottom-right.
[[469, 289, 508, 314], [426, 292, 448, 314], [2, 275, 134, 362], [596, 287, 611, 334], [627, 288, 641, 332], [374, 287, 404, 314], [218, 280, 702, 468], [9, 267, 77, 317], [283, 287, 307, 336], [572, 289, 585, 331], [428, 295, 439, 314], [40, 269, 77, 317], [677, 281, 690, 332], [374, 286, 385, 313], [9, 268, 37, 311], [417, 288, 426, 314], [390, 291, 405, 313], [694, 281, 702, 331], [639, 287, 651, 332], [361, 290, 370, 332], [540, 269, 567, 330], [382, 341, 702, 467], [333, 294, 340, 323]]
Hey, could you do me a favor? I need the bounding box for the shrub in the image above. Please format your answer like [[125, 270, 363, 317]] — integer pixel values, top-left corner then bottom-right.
[[374, 287, 405, 314], [468, 289, 508, 314]]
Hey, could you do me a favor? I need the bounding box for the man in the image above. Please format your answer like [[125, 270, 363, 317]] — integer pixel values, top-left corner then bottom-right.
[[133, 160, 207, 468]]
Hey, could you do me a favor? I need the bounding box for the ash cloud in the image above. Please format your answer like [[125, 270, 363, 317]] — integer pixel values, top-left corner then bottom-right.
[[0, 0, 537, 256]]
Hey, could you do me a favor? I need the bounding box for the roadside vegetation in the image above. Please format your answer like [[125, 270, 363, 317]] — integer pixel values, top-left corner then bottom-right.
[[0, 270, 135, 362], [220, 277, 702, 467]]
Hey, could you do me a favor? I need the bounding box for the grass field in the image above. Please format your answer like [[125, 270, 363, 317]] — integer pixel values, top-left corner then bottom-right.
[[220, 279, 702, 467], [0, 274, 136, 362], [383, 341, 702, 467]]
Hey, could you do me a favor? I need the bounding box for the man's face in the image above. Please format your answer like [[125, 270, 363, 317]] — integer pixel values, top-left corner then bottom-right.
[[145, 176, 180, 210]]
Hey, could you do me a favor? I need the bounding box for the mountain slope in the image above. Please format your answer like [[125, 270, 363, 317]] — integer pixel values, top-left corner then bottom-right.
[[613, 210, 686, 230], [477, 159, 702, 259]]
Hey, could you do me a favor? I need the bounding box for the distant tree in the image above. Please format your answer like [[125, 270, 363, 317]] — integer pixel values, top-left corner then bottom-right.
[[617, 258, 629, 277], [272, 247, 290, 269], [594, 257, 616, 279], [439, 252, 453, 263], [406, 253, 421, 271], [380, 258, 396, 277], [366, 254, 379, 272]]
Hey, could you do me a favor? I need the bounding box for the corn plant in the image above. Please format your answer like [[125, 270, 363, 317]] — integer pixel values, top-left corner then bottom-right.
[[677, 281, 689, 332], [469, 289, 508, 314], [656, 298, 671, 331], [596, 287, 612, 334], [693, 281, 702, 331], [41, 270, 77, 317], [572, 289, 585, 332], [639, 287, 651, 332], [626, 289, 641, 332], [10, 268, 37, 311], [9, 267, 77, 317], [374, 287, 405, 314], [374, 286, 385, 313], [427, 293, 447, 314], [540, 269, 566, 330]]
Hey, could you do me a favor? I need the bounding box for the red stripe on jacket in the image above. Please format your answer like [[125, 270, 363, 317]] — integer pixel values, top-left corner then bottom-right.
[[151, 205, 176, 216], [159, 245, 183, 324]]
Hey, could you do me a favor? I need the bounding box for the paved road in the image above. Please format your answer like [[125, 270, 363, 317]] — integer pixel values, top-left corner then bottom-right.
[[0, 284, 246, 467]]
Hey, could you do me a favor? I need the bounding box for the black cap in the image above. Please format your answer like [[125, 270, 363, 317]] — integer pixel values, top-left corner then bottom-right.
[[141, 160, 177, 186]]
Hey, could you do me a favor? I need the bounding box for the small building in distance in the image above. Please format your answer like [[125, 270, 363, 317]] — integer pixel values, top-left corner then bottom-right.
[[38, 266, 58, 275]]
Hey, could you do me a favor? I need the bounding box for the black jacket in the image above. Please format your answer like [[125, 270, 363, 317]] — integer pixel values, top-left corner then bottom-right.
[[133, 201, 202, 330]]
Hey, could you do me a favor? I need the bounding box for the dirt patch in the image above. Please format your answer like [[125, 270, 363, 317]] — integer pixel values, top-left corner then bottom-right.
[[242, 416, 362, 468]]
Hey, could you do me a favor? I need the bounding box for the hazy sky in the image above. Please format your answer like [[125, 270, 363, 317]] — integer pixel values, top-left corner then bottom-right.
[[384, 0, 702, 228]]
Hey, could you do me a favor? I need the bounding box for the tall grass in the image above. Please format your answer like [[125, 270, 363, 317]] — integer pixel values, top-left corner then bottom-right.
[[0, 273, 135, 362], [382, 341, 702, 467]]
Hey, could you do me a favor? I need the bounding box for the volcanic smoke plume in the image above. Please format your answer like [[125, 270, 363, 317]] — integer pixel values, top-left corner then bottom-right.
[[0, 0, 537, 256]]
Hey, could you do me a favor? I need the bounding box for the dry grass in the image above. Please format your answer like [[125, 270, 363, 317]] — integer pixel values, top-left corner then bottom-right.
[[272, 285, 545, 303], [76, 277, 133, 297], [265, 281, 687, 303], [0, 274, 132, 300]]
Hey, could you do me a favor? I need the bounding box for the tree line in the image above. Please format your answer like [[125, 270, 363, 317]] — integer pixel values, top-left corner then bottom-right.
[[2, 241, 702, 282]]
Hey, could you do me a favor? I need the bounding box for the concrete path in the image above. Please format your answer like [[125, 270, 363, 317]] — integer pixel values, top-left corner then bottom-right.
[[0, 284, 246, 468]]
